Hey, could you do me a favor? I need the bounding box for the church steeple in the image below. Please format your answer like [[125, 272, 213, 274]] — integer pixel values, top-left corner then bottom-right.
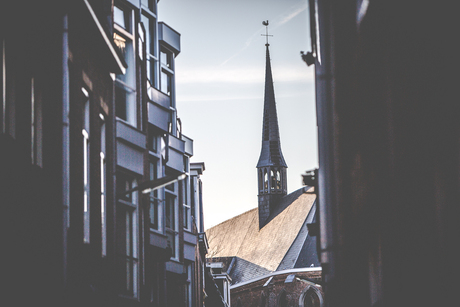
[[257, 23, 287, 229]]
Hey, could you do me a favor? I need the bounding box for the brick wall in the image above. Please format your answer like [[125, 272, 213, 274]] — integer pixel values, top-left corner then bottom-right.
[[231, 270, 322, 307]]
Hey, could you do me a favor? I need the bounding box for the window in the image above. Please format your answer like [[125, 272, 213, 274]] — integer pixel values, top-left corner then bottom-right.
[[260, 293, 267, 307], [114, 5, 137, 128], [82, 88, 90, 243], [259, 169, 263, 192], [190, 177, 195, 221], [141, 0, 156, 13], [300, 286, 322, 307], [183, 175, 191, 230], [149, 160, 162, 231], [149, 134, 158, 153], [160, 70, 171, 95], [165, 189, 178, 259], [100, 114, 107, 256], [165, 192, 175, 228], [185, 263, 192, 307], [279, 290, 287, 307], [276, 171, 281, 189], [264, 169, 268, 191], [141, 12, 158, 88], [30, 77, 42, 167], [117, 175, 139, 298], [160, 50, 171, 68], [2, 38, 16, 138], [1, 38, 6, 134], [159, 48, 173, 96], [114, 5, 130, 30]]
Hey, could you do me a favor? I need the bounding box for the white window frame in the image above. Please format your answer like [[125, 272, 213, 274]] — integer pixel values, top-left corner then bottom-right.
[[100, 114, 107, 256], [183, 161, 191, 231], [82, 87, 90, 244]]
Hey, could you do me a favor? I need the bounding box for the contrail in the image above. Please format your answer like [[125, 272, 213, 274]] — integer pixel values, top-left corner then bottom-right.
[[220, 2, 308, 66]]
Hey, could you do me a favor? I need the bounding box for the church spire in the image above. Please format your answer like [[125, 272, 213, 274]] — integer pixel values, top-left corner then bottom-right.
[[256, 43, 287, 169], [257, 21, 287, 229]]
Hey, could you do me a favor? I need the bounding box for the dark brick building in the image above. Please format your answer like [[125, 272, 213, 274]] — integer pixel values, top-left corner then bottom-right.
[[307, 1, 459, 307], [1, 1, 213, 306]]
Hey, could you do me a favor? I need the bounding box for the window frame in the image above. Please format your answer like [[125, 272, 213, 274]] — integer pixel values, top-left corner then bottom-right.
[[149, 159, 163, 232], [299, 285, 323, 307], [114, 3, 138, 128], [165, 183, 179, 260], [100, 113, 107, 256], [141, 8, 158, 89], [116, 174, 139, 298], [159, 47, 174, 97], [30, 77, 42, 167]]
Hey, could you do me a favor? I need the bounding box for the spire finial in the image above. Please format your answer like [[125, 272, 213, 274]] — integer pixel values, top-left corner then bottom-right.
[[261, 20, 273, 46]]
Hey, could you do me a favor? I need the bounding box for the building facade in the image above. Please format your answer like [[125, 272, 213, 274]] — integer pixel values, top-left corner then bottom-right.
[[305, 1, 459, 307], [1, 1, 209, 306]]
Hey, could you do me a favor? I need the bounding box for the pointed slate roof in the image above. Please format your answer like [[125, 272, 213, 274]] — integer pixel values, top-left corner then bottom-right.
[[257, 44, 287, 168]]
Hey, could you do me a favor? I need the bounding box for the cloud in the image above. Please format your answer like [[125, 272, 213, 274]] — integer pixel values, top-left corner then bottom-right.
[[177, 65, 313, 85]]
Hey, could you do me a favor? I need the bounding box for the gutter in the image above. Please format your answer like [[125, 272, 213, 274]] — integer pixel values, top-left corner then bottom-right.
[[230, 267, 322, 290], [61, 13, 70, 286]]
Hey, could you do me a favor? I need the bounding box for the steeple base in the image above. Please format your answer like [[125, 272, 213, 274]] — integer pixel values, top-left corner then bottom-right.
[[258, 194, 283, 229]]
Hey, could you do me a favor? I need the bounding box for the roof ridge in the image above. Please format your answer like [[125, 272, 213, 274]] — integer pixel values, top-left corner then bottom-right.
[[205, 207, 258, 232]]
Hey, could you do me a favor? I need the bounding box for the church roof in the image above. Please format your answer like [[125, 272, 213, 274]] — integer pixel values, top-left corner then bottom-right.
[[206, 187, 317, 280], [256, 45, 287, 168]]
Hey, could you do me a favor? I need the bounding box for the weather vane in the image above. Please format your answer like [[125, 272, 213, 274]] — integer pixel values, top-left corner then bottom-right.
[[261, 20, 273, 46]]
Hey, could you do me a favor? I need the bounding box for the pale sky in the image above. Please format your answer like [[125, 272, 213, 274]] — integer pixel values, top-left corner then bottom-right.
[[158, 0, 317, 229]]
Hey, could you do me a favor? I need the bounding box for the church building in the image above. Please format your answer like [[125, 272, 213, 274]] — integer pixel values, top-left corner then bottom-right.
[[206, 22, 323, 307]]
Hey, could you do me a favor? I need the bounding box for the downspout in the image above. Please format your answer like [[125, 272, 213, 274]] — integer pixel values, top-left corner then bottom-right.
[[62, 13, 70, 286]]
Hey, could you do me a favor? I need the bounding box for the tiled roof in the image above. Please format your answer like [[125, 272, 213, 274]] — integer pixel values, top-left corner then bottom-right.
[[206, 187, 316, 276], [278, 200, 320, 270], [208, 257, 273, 285]]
